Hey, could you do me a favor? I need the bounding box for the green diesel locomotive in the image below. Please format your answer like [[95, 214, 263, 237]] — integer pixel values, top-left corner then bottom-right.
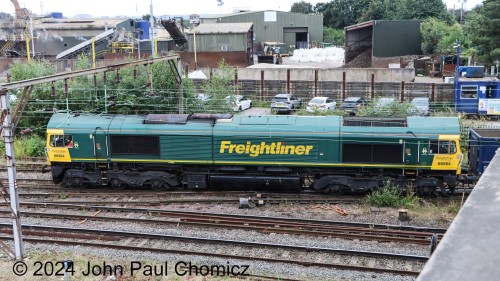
[[46, 113, 462, 195]]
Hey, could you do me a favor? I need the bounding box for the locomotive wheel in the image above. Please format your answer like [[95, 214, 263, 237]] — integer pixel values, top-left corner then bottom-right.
[[110, 178, 128, 190], [322, 184, 345, 195], [150, 179, 168, 191], [62, 176, 84, 188]]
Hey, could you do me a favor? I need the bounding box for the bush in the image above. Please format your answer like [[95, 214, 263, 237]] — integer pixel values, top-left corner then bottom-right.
[[0, 135, 46, 159], [364, 181, 419, 208]]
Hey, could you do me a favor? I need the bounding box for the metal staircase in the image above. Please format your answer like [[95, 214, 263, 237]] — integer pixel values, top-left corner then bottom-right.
[[0, 39, 15, 56]]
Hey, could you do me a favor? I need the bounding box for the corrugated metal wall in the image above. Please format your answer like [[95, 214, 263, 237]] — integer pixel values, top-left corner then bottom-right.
[[373, 20, 421, 57], [187, 33, 248, 52], [205, 11, 323, 52]]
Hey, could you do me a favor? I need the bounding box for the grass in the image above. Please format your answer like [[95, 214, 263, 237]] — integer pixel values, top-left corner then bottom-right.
[[363, 181, 419, 208]]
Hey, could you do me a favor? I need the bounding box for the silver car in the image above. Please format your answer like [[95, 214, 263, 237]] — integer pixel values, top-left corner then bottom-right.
[[271, 93, 302, 113]]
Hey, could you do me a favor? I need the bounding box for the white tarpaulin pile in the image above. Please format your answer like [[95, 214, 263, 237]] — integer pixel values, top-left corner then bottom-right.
[[289, 47, 344, 64]]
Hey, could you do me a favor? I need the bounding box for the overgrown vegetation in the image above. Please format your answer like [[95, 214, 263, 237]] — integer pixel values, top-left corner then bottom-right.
[[364, 181, 419, 208], [356, 98, 413, 117], [199, 59, 239, 113], [0, 135, 46, 159]]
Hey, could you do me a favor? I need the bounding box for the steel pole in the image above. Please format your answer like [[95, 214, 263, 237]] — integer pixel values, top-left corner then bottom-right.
[[150, 0, 155, 58], [1, 90, 24, 260], [30, 17, 35, 58]]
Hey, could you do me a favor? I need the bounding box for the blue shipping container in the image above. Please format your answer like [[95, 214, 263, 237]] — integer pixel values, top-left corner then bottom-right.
[[51, 12, 63, 18], [136, 21, 150, 40], [469, 128, 500, 175], [466, 66, 484, 78]]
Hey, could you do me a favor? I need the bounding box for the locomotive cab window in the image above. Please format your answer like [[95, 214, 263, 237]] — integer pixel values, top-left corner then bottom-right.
[[50, 134, 73, 148], [429, 140, 454, 154]]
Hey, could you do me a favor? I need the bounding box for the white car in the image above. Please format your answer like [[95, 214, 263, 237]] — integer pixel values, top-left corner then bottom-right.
[[410, 97, 430, 115], [225, 95, 252, 111], [306, 97, 336, 112]]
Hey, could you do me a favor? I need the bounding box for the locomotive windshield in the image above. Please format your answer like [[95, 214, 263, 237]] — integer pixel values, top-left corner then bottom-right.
[[50, 134, 73, 148], [429, 140, 457, 154]]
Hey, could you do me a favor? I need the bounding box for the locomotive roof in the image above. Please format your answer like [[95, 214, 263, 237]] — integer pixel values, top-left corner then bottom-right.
[[47, 113, 460, 137]]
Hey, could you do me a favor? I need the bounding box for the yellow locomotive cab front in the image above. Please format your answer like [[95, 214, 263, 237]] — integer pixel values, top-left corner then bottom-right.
[[46, 129, 72, 163], [430, 135, 462, 174]]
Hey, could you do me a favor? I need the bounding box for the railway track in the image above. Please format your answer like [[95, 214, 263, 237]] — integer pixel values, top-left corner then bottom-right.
[[0, 208, 443, 245], [11, 202, 447, 234], [0, 223, 426, 277]]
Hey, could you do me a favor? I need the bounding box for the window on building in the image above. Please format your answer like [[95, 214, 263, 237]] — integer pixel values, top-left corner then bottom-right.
[[461, 85, 478, 99]]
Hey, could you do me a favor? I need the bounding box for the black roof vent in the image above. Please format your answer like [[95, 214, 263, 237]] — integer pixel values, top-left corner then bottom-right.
[[343, 117, 407, 127]]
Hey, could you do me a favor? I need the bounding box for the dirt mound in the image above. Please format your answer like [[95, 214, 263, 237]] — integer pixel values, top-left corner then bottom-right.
[[342, 48, 372, 68]]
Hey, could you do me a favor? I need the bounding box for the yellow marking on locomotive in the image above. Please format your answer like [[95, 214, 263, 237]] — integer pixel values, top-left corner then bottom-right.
[[46, 129, 71, 163], [219, 141, 314, 157], [430, 135, 462, 174]]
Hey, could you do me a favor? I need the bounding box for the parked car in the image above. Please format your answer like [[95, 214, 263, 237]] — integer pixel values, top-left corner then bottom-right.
[[225, 95, 252, 111], [375, 97, 396, 109], [373, 97, 397, 114], [306, 97, 336, 112], [339, 97, 368, 115], [271, 93, 302, 113], [409, 97, 430, 116]]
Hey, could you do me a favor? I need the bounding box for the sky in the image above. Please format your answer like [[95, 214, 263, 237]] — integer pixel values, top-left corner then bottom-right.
[[9, 0, 485, 18]]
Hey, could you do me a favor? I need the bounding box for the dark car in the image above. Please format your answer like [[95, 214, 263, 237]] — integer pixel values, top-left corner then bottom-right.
[[340, 97, 368, 115]]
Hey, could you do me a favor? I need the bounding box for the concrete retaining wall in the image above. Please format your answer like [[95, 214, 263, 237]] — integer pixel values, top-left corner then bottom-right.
[[232, 68, 415, 82]]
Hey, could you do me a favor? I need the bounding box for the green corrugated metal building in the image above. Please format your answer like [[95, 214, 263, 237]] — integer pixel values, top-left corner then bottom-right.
[[186, 22, 253, 52], [201, 10, 323, 53], [345, 20, 421, 65]]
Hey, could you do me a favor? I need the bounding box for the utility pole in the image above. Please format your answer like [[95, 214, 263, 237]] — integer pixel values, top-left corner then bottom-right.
[[150, 0, 155, 58], [30, 17, 35, 58], [454, 40, 461, 113], [0, 90, 24, 260]]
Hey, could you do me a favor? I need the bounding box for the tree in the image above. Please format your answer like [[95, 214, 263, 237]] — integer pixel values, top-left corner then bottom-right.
[[465, 0, 500, 63], [358, 0, 403, 21], [421, 18, 468, 55], [291, 1, 314, 14], [9, 60, 57, 135], [398, 0, 452, 22], [316, 0, 370, 29], [323, 27, 344, 46], [200, 59, 237, 113]]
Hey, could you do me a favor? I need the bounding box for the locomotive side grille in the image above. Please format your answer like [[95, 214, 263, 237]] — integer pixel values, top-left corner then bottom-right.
[[343, 144, 403, 163], [110, 135, 160, 155], [343, 117, 407, 127]]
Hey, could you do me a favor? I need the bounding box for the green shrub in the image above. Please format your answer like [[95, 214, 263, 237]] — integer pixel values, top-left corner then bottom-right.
[[364, 181, 419, 208], [0, 135, 46, 159]]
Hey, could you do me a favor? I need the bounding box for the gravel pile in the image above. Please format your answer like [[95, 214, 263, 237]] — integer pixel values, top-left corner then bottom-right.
[[343, 48, 372, 68]]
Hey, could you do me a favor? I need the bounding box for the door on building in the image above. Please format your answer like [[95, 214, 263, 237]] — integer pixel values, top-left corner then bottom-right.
[[283, 27, 308, 52]]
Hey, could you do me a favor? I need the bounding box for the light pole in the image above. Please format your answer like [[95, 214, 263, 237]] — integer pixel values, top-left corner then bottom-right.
[[137, 28, 142, 60], [453, 40, 461, 112], [193, 25, 197, 70]]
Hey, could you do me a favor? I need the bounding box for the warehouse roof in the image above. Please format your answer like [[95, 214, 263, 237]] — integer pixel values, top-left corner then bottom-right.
[[186, 22, 253, 34]]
